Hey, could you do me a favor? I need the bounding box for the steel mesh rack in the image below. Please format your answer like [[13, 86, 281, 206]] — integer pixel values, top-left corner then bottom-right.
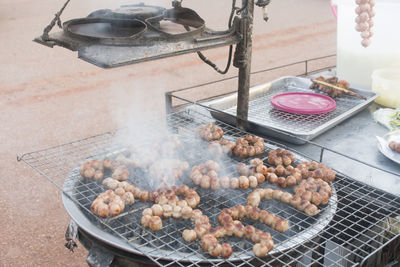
[[210, 80, 375, 134], [18, 108, 400, 266]]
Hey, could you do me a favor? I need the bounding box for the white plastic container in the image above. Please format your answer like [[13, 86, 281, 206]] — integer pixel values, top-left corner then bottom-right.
[[372, 68, 400, 108], [332, 0, 400, 90]]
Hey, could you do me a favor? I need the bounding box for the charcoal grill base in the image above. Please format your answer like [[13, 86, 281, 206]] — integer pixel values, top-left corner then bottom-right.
[[77, 226, 326, 267], [78, 228, 157, 267]]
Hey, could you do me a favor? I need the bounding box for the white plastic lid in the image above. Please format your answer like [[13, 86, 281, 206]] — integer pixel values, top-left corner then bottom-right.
[[372, 68, 400, 80]]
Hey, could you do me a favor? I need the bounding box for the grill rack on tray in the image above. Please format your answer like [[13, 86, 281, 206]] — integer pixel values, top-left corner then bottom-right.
[[18, 109, 400, 266], [204, 76, 378, 144]]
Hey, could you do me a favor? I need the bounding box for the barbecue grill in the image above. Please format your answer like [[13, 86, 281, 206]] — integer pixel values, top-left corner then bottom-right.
[[21, 0, 400, 266], [60, 111, 338, 264], [19, 108, 400, 266]]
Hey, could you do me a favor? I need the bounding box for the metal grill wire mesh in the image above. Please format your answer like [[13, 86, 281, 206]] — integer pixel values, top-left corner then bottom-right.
[[222, 82, 366, 134], [19, 109, 400, 267]]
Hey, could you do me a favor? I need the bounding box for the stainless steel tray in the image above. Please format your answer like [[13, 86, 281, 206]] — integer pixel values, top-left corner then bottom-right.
[[205, 76, 378, 144]]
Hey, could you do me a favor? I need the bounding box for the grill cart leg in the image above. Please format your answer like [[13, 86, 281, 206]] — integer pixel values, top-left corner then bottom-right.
[[65, 220, 79, 252], [165, 92, 173, 115], [86, 244, 115, 267], [77, 227, 158, 267], [65, 220, 115, 267]]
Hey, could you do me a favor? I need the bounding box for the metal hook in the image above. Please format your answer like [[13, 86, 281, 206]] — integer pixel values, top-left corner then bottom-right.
[[172, 0, 183, 8], [256, 0, 271, 21]]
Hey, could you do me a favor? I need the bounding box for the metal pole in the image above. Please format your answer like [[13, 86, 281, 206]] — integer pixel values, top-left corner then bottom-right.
[[165, 92, 173, 115], [235, 0, 254, 129]]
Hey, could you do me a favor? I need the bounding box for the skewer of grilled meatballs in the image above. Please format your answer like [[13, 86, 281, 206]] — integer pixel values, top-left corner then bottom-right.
[[91, 179, 138, 218], [97, 179, 200, 219], [197, 123, 224, 141], [239, 153, 335, 188], [233, 135, 265, 158], [191, 151, 335, 191], [91, 190, 133, 218], [139, 190, 236, 258], [197, 123, 265, 159], [80, 159, 130, 182], [247, 188, 319, 216], [181, 204, 283, 258], [238, 157, 304, 189], [247, 177, 333, 217], [190, 160, 266, 190], [141, 190, 286, 258], [141, 185, 201, 231], [215, 205, 283, 257]]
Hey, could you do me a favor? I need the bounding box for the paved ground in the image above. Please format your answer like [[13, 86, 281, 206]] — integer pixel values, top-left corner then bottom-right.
[[0, 0, 336, 266]]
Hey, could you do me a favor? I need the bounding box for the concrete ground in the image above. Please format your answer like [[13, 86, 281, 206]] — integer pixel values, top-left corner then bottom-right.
[[0, 0, 336, 266]]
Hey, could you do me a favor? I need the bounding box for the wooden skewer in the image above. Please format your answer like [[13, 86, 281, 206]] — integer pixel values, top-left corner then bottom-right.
[[311, 79, 366, 99]]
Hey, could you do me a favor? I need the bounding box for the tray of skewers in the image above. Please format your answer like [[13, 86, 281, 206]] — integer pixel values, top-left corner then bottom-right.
[[206, 76, 378, 144]]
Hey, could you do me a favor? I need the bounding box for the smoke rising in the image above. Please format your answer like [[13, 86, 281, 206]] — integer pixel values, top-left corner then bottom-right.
[[106, 75, 240, 192]]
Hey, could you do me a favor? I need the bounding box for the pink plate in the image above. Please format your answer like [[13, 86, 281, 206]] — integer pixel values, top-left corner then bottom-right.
[[271, 92, 336, 115]]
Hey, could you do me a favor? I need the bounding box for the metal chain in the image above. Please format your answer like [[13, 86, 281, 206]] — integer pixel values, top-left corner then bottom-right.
[[41, 0, 72, 41]]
